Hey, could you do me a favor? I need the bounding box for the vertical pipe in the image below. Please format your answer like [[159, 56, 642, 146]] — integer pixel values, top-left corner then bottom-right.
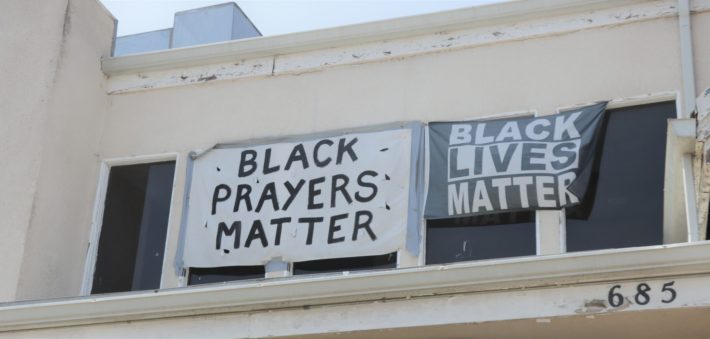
[[678, 0, 697, 118]]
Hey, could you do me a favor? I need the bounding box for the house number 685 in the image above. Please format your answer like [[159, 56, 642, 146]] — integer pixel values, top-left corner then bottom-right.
[[607, 281, 677, 307]]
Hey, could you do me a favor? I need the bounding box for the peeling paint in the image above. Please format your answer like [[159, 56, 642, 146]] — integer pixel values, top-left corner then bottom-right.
[[576, 299, 606, 314], [105, 0, 709, 94], [107, 56, 274, 93], [198, 74, 217, 82]]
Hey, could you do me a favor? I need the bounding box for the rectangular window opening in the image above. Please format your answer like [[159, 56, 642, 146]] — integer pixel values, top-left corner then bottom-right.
[[565, 101, 676, 251], [188, 266, 266, 285], [293, 253, 397, 276], [91, 161, 176, 294], [426, 211, 536, 265]]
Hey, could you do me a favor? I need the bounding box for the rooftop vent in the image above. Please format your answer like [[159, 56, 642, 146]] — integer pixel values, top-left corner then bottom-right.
[[113, 2, 261, 56]]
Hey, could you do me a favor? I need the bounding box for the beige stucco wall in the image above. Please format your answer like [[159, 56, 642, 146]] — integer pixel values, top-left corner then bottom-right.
[[101, 14, 688, 289], [102, 15, 685, 157], [0, 1, 72, 302], [3, 0, 710, 302], [14, 0, 115, 301], [0, 0, 114, 301]]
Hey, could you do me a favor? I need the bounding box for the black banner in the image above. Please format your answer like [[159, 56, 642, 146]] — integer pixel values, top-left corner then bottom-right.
[[425, 102, 607, 219]]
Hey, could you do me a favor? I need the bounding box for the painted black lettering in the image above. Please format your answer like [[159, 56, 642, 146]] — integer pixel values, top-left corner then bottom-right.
[[352, 210, 376, 241], [239, 150, 257, 177], [255, 182, 279, 212], [313, 139, 334, 167], [212, 184, 231, 215], [245, 220, 268, 248], [330, 174, 352, 207], [285, 143, 309, 170], [233, 184, 253, 212], [308, 177, 325, 209], [328, 213, 348, 244], [270, 217, 291, 246], [355, 171, 378, 203], [263, 148, 280, 174], [298, 217, 323, 245], [282, 179, 305, 210], [216, 221, 241, 250], [336, 137, 358, 164]]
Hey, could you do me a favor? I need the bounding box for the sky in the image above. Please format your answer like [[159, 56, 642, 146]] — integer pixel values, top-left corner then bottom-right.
[[100, 0, 506, 37]]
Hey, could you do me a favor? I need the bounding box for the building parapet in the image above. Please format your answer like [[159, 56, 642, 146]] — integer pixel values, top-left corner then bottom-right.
[[103, 0, 710, 94]]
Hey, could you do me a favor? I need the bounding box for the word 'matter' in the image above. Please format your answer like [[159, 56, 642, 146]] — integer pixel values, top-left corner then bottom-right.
[[183, 128, 412, 267], [425, 102, 607, 218]]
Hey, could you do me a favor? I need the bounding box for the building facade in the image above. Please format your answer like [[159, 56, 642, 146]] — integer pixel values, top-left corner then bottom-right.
[[1, 0, 710, 337]]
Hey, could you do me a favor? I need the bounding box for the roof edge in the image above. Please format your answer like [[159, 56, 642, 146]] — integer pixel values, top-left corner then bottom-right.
[[102, 0, 649, 75]]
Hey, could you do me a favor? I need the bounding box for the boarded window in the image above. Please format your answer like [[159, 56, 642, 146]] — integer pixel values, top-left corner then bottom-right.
[[91, 162, 175, 294], [566, 101, 676, 251], [426, 212, 535, 264]]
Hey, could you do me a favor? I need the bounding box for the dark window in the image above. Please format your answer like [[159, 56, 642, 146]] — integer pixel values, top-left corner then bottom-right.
[[426, 212, 535, 264], [188, 266, 265, 285], [293, 253, 396, 275], [91, 161, 175, 294], [566, 101, 676, 251]]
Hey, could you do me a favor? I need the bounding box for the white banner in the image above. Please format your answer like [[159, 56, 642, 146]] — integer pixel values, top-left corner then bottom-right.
[[183, 128, 412, 267]]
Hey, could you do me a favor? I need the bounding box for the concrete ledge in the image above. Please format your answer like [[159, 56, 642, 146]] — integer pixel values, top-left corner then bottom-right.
[[2, 241, 710, 332]]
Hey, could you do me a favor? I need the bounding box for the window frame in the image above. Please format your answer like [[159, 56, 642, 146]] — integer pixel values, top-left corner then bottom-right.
[[81, 152, 181, 296], [420, 91, 692, 262], [421, 109, 540, 264], [553, 91, 692, 253], [177, 122, 426, 285]]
